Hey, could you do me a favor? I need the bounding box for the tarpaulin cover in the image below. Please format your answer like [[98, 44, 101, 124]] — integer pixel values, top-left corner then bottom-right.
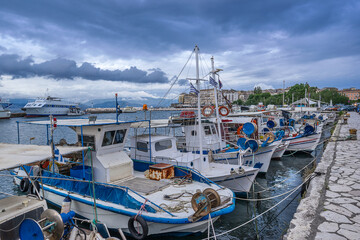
[[35, 168, 156, 213]]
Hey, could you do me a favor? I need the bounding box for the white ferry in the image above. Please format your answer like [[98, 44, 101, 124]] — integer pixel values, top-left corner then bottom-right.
[[22, 96, 83, 117], [0, 98, 11, 119]]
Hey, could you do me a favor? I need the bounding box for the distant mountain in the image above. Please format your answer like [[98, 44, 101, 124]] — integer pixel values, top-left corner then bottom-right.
[[83, 97, 177, 108], [3, 98, 29, 112]]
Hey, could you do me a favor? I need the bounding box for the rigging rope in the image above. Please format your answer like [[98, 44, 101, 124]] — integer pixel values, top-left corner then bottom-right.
[[156, 50, 194, 108], [201, 173, 315, 240]]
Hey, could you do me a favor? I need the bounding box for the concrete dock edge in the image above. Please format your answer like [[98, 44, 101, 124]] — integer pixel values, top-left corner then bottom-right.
[[284, 119, 340, 239]]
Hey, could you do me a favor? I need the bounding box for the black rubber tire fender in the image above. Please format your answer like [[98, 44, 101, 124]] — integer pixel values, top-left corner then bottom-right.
[[128, 215, 149, 240], [19, 178, 30, 192], [30, 180, 40, 195]]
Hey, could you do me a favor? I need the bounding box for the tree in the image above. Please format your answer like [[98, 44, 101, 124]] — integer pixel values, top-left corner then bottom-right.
[[233, 99, 244, 105], [254, 86, 262, 94]]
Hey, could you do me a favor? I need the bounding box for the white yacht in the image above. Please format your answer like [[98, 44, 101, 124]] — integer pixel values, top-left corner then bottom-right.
[[0, 98, 11, 119], [22, 96, 83, 117]]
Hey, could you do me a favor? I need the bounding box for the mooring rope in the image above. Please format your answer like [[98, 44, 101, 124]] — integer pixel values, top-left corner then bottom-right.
[[202, 173, 315, 240]]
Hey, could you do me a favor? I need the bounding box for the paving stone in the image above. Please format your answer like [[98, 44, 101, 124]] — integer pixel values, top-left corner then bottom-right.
[[351, 215, 360, 223], [329, 197, 358, 204], [325, 204, 353, 217], [329, 176, 338, 182], [338, 229, 360, 240], [340, 193, 353, 197], [315, 232, 346, 240], [320, 210, 352, 223], [318, 222, 338, 232], [349, 190, 360, 197], [329, 184, 352, 192], [326, 191, 341, 198], [350, 183, 360, 189], [339, 223, 360, 233], [342, 204, 360, 214]]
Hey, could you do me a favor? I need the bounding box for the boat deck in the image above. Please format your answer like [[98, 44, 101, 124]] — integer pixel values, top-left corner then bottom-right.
[[112, 176, 170, 195]]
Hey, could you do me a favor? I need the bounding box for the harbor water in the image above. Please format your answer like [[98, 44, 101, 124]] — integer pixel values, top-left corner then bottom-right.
[[0, 111, 331, 239]]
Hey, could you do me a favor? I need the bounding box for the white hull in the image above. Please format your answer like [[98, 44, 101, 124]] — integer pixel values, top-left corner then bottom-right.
[[13, 175, 224, 237], [272, 141, 289, 159], [0, 110, 11, 119], [216, 142, 278, 173], [241, 141, 279, 173], [207, 167, 258, 193], [25, 107, 70, 116], [285, 133, 321, 152]]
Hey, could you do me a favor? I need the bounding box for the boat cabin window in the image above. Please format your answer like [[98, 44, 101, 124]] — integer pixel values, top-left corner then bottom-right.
[[211, 125, 217, 135], [191, 130, 197, 136], [102, 129, 127, 147], [114, 129, 127, 144], [204, 126, 212, 135], [78, 135, 95, 150], [155, 140, 172, 151], [136, 142, 148, 152]]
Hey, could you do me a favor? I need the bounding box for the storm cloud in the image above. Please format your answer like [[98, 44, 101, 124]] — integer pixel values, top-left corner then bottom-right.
[[0, 0, 359, 100], [0, 54, 169, 83]]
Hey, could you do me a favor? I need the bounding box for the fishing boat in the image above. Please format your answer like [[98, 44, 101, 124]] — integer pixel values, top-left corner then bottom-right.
[[22, 96, 84, 117], [10, 117, 235, 239], [201, 112, 281, 172], [0, 98, 11, 119], [259, 113, 323, 152], [0, 144, 110, 240], [130, 120, 260, 194]]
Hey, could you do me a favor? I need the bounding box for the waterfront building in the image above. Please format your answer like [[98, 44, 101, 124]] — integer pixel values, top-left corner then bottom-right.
[[338, 87, 360, 101]]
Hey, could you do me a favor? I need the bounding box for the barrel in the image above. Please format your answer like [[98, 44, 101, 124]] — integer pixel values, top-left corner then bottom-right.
[[245, 139, 259, 152], [237, 137, 247, 150], [264, 132, 275, 143], [243, 122, 257, 135], [262, 128, 270, 133], [266, 120, 277, 129], [304, 125, 315, 135]]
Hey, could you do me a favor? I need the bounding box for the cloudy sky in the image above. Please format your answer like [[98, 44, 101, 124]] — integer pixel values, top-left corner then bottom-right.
[[0, 0, 359, 102]]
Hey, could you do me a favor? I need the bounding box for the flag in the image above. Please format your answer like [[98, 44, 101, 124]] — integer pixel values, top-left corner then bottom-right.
[[54, 147, 66, 163], [189, 83, 199, 96], [209, 76, 217, 87], [218, 78, 223, 89]]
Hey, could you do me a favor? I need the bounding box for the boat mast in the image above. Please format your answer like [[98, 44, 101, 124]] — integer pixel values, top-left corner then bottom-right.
[[195, 45, 204, 162], [211, 56, 223, 145]]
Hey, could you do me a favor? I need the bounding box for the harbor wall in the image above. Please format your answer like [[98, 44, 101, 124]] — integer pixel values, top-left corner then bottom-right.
[[285, 113, 360, 239]]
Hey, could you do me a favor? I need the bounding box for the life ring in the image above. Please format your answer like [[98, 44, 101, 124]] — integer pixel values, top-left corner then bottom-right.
[[218, 106, 229, 116], [30, 180, 40, 195], [236, 125, 244, 137], [202, 106, 214, 117], [251, 118, 257, 125], [19, 178, 30, 192], [128, 215, 148, 240]]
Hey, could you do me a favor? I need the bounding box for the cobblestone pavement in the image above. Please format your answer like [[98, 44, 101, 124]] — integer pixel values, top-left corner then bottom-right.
[[315, 112, 360, 240]]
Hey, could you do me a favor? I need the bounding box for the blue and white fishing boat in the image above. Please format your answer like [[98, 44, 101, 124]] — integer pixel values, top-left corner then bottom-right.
[[10, 117, 235, 239], [130, 120, 260, 194]]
